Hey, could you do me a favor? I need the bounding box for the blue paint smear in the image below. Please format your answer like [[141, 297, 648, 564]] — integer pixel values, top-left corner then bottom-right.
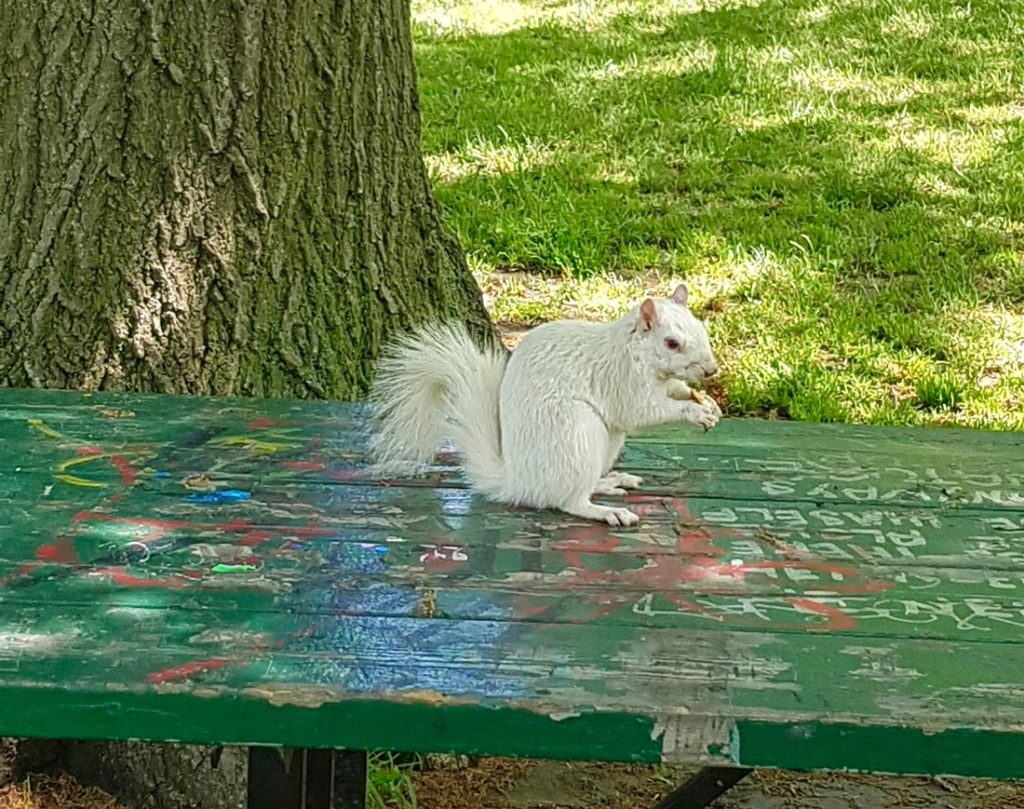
[[210, 489, 529, 701], [280, 539, 524, 699], [326, 539, 390, 575], [438, 487, 474, 515], [329, 611, 523, 698], [187, 489, 251, 504]]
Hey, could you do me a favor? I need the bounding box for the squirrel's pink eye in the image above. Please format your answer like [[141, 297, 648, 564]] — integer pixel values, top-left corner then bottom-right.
[[665, 338, 681, 351]]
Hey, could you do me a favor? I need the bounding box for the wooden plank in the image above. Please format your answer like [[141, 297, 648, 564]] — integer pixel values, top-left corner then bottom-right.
[[5, 568, 1024, 643], [3, 424, 1022, 510], [4, 600, 1024, 730], [4, 608, 1024, 772], [3, 389, 1023, 513], [0, 492, 1017, 574]]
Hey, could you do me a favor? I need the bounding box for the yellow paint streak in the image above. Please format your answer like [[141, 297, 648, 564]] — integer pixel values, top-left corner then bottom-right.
[[26, 419, 64, 440], [54, 474, 107, 489], [208, 435, 298, 454]]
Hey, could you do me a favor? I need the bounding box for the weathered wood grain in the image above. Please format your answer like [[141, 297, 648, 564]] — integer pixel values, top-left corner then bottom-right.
[[1, 387, 1024, 778]]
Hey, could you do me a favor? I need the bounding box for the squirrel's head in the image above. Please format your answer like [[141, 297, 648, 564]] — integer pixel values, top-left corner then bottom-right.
[[633, 283, 719, 386]]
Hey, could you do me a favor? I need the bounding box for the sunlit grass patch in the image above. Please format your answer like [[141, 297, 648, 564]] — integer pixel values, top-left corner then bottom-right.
[[414, 0, 1024, 429]]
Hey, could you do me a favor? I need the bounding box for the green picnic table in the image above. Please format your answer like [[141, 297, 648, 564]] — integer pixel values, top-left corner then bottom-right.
[[2, 387, 1024, 809]]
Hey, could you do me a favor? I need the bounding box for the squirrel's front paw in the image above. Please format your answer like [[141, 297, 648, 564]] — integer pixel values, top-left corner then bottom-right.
[[686, 399, 721, 432], [695, 409, 719, 431]]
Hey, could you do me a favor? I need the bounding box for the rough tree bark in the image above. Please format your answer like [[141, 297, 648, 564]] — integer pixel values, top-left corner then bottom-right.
[[0, 0, 491, 397], [2, 0, 492, 806]]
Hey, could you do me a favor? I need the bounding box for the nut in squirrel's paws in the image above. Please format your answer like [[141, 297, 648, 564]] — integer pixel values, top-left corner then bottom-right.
[[661, 373, 721, 431], [682, 385, 714, 407], [661, 373, 714, 406], [664, 378, 692, 401]]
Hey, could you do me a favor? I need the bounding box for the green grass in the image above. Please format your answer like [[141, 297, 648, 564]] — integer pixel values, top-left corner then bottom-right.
[[412, 0, 1024, 429], [367, 752, 418, 809]]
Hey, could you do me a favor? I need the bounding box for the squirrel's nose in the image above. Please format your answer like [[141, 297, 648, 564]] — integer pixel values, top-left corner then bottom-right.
[[704, 362, 720, 379]]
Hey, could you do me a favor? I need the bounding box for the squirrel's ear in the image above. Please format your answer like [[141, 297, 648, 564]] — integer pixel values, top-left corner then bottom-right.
[[637, 298, 658, 332], [670, 283, 689, 306]]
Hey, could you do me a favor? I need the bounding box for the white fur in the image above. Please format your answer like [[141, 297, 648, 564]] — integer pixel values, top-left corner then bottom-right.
[[367, 287, 721, 526], [366, 323, 508, 493]]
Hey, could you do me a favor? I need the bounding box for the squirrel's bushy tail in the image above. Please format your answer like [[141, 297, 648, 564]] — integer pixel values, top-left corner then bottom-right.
[[367, 323, 508, 496]]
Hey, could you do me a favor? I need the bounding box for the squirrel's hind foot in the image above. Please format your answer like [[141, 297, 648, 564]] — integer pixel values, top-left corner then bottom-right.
[[564, 499, 640, 527], [602, 471, 644, 489]]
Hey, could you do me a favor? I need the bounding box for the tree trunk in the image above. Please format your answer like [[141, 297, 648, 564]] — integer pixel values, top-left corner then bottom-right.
[[15, 740, 249, 809], [0, 0, 491, 398], [2, 0, 491, 805]]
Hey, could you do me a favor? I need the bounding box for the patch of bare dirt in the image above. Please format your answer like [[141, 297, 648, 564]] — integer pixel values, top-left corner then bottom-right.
[[412, 758, 690, 809], [0, 774, 129, 809], [0, 741, 15, 788], [5, 744, 1024, 808], [0, 741, 128, 809], [413, 759, 1024, 809]]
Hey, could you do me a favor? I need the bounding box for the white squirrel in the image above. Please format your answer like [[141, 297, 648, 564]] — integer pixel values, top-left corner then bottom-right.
[[367, 283, 721, 527]]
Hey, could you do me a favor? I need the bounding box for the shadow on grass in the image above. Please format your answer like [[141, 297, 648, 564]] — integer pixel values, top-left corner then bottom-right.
[[413, 0, 1024, 427]]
